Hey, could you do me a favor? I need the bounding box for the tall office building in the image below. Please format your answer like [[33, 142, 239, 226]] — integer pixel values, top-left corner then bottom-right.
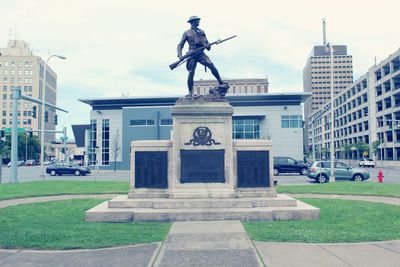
[[0, 40, 57, 141], [303, 20, 354, 152], [194, 77, 269, 95]]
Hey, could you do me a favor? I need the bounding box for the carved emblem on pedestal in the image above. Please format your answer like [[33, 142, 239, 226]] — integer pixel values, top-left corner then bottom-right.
[[184, 126, 221, 146]]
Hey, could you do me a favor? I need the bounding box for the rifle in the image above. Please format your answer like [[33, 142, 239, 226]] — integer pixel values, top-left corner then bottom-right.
[[169, 35, 237, 70]]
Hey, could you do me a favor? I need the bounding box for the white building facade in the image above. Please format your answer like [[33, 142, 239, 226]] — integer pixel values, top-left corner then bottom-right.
[[308, 48, 400, 166]]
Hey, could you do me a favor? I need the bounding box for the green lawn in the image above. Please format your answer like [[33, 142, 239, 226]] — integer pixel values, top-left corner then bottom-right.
[[244, 198, 400, 243], [276, 182, 400, 197], [0, 198, 170, 250], [0, 181, 130, 200]]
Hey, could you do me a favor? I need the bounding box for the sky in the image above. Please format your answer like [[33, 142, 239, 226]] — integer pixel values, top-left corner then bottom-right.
[[1, 0, 399, 138]]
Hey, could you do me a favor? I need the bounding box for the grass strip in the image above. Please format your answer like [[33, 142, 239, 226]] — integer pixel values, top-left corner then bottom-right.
[[0, 198, 170, 250], [276, 182, 400, 197], [0, 181, 130, 201], [244, 198, 400, 243]]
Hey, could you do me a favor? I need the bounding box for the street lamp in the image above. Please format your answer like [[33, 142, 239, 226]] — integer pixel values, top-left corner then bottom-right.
[[326, 42, 336, 182], [40, 54, 66, 178]]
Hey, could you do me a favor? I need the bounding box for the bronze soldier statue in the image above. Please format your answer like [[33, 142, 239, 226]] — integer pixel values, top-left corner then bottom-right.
[[177, 16, 226, 97]]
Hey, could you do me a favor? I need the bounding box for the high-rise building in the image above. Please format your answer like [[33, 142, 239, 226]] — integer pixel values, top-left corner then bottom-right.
[[303, 19, 354, 152], [194, 77, 269, 95], [0, 40, 57, 141], [307, 47, 400, 164]]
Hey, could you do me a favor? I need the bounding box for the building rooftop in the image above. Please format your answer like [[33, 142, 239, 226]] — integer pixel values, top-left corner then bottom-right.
[[79, 93, 311, 110]]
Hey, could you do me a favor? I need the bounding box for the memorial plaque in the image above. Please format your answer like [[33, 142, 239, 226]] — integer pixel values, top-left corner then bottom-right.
[[135, 151, 168, 188], [237, 151, 270, 187], [181, 149, 225, 183]]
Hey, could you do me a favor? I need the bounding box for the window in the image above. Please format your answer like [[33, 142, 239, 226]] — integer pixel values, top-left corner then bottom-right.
[[129, 119, 155, 126], [160, 118, 173, 126], [232, 118, 261, 139], [102, 119, 110, 165], [89, 120, 97, 165], [281, 115, 303, 128]]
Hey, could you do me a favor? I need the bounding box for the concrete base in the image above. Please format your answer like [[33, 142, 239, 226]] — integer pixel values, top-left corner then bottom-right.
[[85, 194, 320, 222]]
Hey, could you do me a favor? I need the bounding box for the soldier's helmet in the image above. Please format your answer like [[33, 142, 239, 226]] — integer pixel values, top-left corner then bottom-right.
[[187, 16, 201, 23]]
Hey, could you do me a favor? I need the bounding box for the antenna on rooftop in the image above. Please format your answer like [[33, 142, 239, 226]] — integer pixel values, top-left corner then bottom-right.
[[322, 18, 327, 46], [8, 28, 13, 41]]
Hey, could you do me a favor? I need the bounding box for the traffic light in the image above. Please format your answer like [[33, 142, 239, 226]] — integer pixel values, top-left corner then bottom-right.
[[53, 114, 58, 125], [0, 129, 4, 138], [32, 106, 37, 118], [28, 131, 33, 138], [44, 111, 48, 123]]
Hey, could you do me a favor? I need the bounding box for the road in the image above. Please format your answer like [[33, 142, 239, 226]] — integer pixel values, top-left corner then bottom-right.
[[0, 165, 399, 184], [0, 166, 129, 184]]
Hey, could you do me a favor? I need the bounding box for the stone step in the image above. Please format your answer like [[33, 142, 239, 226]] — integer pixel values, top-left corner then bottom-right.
[[107, 194, 297, 209], [86, 199, 320, 222]]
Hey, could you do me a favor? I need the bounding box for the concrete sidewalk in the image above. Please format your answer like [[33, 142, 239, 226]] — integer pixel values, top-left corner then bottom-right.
[[255, 240, 400, 267], [152, 220, 263, 267], [0, 244, 160, 267]]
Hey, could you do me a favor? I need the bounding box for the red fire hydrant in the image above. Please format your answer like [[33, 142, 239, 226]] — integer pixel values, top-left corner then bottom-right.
[[378, 169, 384, 183]]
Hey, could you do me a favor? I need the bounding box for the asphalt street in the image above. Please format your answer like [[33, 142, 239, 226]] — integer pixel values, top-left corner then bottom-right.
[[0, 165, 399, 184]]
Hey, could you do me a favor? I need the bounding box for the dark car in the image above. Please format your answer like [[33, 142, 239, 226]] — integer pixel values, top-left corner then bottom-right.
[[46, 162, 91, 176], [273, 156, 309, 176]]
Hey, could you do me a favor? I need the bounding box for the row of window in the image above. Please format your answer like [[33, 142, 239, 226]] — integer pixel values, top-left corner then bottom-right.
[[312, 86, 347, 90], [2, 85, 33, 92], [311, 66, 352, 69], [312, 80, 353, 85], [0, 61, 34, 68], [1, 70, 34, 75], [312, 55, 352, 59], [312, 76, 352, 81], [129, 119, 173, 126], [375, 56, 400, 81], [1, 119, 32, 125], [334, 80, 368, 107], [2, 110, 33, 117], [311, 60, 352, 64], [312, 71, 353, 74], [2, 78, 33, 84]]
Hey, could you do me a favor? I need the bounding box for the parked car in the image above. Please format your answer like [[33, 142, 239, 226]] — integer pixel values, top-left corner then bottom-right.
[[308, 161, 370, 183], [7, 160, 25, 167], [358, 158, 375, 168], [25, 159, 36, 166], [46, 162, 91, 176], [273, 156, 309, 176]]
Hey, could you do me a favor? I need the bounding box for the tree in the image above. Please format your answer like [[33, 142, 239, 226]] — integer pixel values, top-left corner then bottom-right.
[[0, 133, 41, 162], [112, 130, 121, 172], [372, 140, 381, 155], [355, 140, 369, 158]]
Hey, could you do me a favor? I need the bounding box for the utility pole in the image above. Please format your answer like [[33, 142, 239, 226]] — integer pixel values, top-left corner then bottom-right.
[[63, 127, 67, 162], [10, 87, 20, 183]]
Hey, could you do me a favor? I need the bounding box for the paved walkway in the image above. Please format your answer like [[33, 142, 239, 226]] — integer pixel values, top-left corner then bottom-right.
[[153, 221, 263, 267], [0, 194, 399, 266]]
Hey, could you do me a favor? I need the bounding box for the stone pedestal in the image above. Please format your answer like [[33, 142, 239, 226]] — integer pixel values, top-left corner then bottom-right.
[[86, 100, 320, 222], [169, 102, 236, 198]]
